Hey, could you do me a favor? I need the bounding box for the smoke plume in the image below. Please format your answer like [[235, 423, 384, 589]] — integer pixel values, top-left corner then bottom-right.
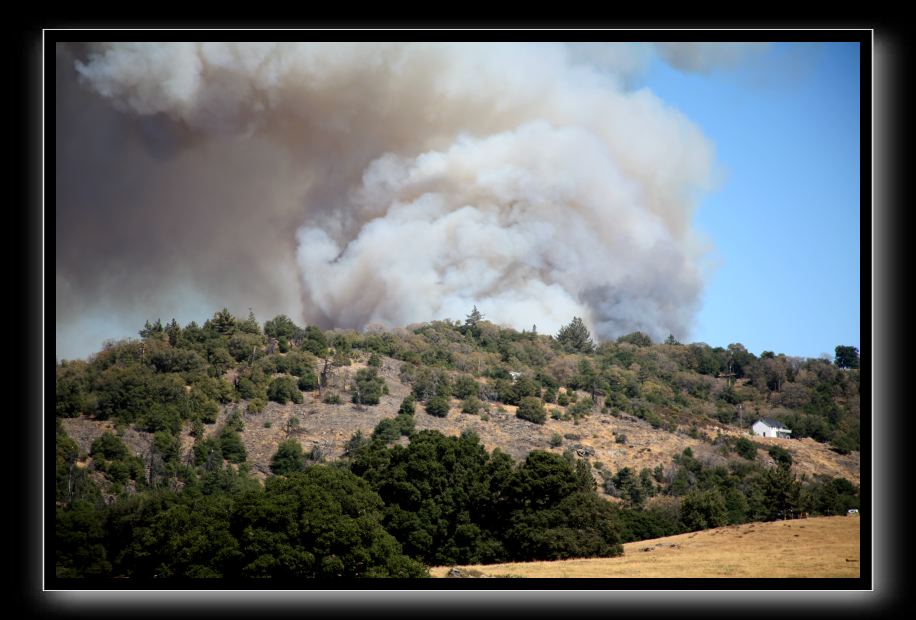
[[58, 41, 737, 358]]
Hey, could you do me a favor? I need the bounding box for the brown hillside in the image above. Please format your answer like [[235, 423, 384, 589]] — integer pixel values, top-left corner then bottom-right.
[[60, 354, 860, 486]]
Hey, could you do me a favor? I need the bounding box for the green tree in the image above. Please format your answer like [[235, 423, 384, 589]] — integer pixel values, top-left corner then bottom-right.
[[351, 367, 385, 406], [735, 437, 757, 460], [219, 430, 247, 464], [834, 345, 860, 369], [425, 395, 450, 417], [556, 317, 594, 353], [516, 396, 547, 424], [681, 489, 728, 531], [270, 439, 306, 475], [617, 331, 653, 347], [267, 376, 303, 404], [264, 315, 303, 341], [209, 308, 237, 336], [398, 395, 416, 415]]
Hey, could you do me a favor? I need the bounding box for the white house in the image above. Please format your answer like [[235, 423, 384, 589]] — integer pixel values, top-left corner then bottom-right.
[[751, 418, 792, 439]]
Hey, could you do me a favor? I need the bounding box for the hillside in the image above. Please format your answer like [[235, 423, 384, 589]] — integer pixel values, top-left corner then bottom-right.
[[430, 515, 860, 578], [55, 309, 862, 579], [60, 350, 860, 494]]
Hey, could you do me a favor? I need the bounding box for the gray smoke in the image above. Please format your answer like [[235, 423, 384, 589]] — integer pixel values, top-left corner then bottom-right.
[[58, 41, 746, 358]]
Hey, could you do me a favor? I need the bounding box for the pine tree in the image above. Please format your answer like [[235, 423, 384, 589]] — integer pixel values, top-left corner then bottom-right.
[[556, 317, 594, 353]]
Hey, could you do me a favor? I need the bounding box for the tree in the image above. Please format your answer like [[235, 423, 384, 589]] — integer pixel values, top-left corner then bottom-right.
[[761, 463, 803, 520], [834, 345, 860, 369], [681, 489, 728, 531], [264, 315, 303, 341], [210, 308, 237, 336], [351, 368, 385, 406], [398, 395, 416, 415], [735, 437, 757, 460], [267, 376, 303, 404], [556, 317, 594, 353], [516, 396, 547, 424], [270, 439, 306, 475], [617, 331, 653, 347], [425, 395, 450, 417], [463, 306, 484, 338]]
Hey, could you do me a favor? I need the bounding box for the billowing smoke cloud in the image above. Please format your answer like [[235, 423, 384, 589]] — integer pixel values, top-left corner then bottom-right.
[[654, 42, 769, 74], [58, 41, 737, 358]]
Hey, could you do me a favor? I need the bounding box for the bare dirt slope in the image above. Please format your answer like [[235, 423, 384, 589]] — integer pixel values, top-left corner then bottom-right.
[[60, 355, 860, 486], [429, 515, 861, 578]]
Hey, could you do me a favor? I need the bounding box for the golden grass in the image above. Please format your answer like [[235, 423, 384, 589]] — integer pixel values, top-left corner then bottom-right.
[[429, 515, 860, 578]]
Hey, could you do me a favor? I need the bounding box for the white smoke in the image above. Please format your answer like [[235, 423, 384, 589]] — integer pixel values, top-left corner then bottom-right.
[[64, 41, 731, 347]]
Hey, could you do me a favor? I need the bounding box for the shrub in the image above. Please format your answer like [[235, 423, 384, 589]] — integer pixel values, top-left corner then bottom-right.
[[425, 395, 450, 417], [557, 393, 570, 407], [351, 367, 385, 406], [219, 430, 247, 464], [298, 371, 319, 392], [768, 444, 793, 467], [90, 432, 129, 461], [549, 433, 563, 448], [270, 439, 305, 475], [735, 437, 757, 460], [452, 374, 480, 399], [398, 395, 416, 415], [516, 396, 547, 424], [461, 396, 482, 415], [323, 393, 342, 405], [267, 376, 303, 404], [372, 414, 415, 443]]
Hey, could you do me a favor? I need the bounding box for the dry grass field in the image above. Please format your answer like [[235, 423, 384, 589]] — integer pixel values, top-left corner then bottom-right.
[[429, 515, 860, 578]]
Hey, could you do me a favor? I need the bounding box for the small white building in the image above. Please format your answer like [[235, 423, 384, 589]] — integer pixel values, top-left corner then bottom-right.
[[751, 418, 792, 439]]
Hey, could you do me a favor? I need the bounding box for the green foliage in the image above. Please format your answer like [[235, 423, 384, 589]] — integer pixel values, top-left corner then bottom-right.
[[680, 489, 728, 531], [351, 367, 386, 406], [461, 396, 483, 415], [768, 444, 793, 467], [297, 371, 319, 392], [270, 439, 305, 475], [398, 395, 416, 415], [410, 367, 451, 402], [323, 393, 343, 405], [209, 308, 237, 336], [452, 374, 481, 399], [267, 376, 303, 405], [371, 414, 415, 443], [90, 431, 129, 461], [228, 333, 264, 363], [424, 395, 450, 417], [834, 345, 859, 369], [56, 361, 90, 417], [735, 437, 757, 460], [264, 315, 303, 341], [617, 331, 653, 347], [516, 396, 547, 424], [301, 325, 330, 357], [219, 430, 247, 464], [556, 317, 594, 353]]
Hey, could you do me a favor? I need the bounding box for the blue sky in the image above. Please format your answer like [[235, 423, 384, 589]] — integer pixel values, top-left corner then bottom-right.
[[639, 42, 861, 359]]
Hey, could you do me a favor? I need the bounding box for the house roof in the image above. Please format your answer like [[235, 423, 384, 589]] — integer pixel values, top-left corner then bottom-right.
[[755, 418, 791, 430]]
